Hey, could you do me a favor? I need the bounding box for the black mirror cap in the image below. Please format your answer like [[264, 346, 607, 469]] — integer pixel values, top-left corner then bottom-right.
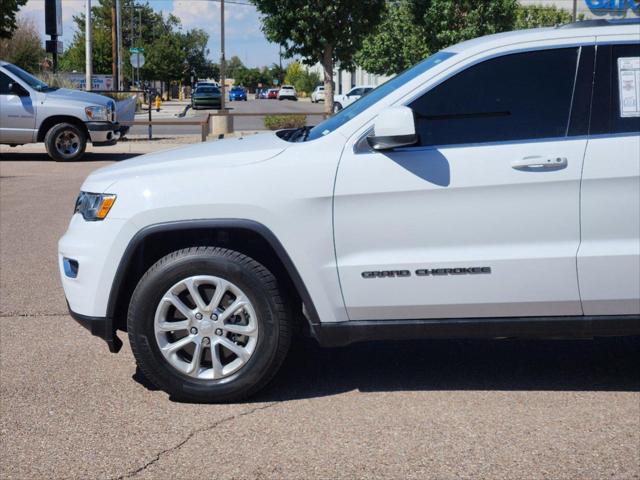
[[366, 133, 418, 151]]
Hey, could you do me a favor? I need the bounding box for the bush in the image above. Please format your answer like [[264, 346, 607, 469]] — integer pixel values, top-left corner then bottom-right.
[[264, 114, 307, 130]]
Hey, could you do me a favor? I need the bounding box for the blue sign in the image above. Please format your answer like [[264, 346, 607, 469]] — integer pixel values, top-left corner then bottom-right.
[[585, 0, 639, 14]]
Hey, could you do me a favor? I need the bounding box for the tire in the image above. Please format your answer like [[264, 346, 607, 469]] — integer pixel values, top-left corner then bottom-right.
[[333, 102, 342, 113], [44, 122, 87, 162], [128, 247, 291, 403]]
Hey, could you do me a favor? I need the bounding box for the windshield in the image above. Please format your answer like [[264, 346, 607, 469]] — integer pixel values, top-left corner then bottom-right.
[[3, 63, 53, 92], [306, 51, 455, 141], [197, 87, 219, 94]]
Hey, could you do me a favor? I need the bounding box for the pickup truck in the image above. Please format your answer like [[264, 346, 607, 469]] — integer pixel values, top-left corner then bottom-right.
[[59, 19, 640, 402], [0, 61, 119, 161]]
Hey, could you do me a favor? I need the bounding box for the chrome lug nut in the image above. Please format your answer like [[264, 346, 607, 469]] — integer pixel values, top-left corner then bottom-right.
[[190, 327, 198, 335], [195, 312, 203, 320], [202, 337, 210, 346], [210, 313, 218, 321], [215, 328, 223, 336]]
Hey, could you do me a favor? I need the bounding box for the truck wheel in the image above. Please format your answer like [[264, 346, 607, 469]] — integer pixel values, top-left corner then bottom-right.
[[44, 123, 87, 162], [128, 247, 291, 403]]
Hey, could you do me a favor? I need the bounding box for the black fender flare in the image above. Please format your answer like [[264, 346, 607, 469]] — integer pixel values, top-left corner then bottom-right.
[[106, 219, 322, 349]]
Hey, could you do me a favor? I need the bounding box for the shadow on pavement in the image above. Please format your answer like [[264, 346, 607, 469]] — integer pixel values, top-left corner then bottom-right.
[[134, 336, 640, 403], [254, 336, 640, 401], [0, 152, 139, 162]]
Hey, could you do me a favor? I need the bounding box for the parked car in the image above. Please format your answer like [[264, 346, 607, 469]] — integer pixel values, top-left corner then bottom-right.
[[191, 85, 222, 110], [254, 88, 264, 99], [267, 88, 279, 99], [229, 86, 247, 101], [333, 85, 375, 112], [278, 85, 297, 101], [311, 85, 325, 103], [59, 19, 640, 403], [0, 60, 118, 161]]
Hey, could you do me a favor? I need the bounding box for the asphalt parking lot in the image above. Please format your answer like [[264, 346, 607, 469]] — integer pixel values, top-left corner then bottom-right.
[[1, 152, 639, 479]]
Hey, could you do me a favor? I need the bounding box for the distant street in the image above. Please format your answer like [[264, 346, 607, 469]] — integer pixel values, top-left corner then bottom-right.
[[129, 98, 327, 136]]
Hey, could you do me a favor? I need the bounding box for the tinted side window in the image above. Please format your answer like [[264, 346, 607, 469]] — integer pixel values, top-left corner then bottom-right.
[[409, 48, 579, 146], [591, 43, 640, 135], [0, 72, 12, 95]]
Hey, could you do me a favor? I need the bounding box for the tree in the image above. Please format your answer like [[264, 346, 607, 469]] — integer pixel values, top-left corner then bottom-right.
[[225, 55, 245, 80], [252, 0, 385, 114], [1, 0, 27, 39], [356, 0, 575, 76], [0, 16, 44, 72], [59, 0, 211, 93]]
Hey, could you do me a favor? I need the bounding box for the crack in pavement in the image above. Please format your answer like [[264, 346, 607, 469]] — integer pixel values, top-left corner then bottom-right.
[[112, 402, 279, 480], [0, 312, 68, 318]]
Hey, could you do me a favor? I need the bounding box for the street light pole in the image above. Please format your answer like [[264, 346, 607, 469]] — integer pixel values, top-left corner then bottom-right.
[[85, 0, 92, 91], [572, 0, 578, 22], [220, 0, 226, 112]]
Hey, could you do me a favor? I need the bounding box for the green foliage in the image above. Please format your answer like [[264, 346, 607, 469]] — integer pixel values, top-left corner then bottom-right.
[[515, 5, 573, 29], [234, 67, 271, 90], [0, 17, 44, 72], [263, 114, 307, 130], [252, 0, 385, 112], [356, 0, 574, 76], [283, 61, 319, 95], [357, 0, 519, 76], [59, 0, 211, 85], [1, 0, 27, 39]]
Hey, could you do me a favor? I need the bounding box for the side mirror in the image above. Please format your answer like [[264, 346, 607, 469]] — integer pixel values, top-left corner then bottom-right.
[[367, 106, 418, 151], [9, 82, 29, 97]]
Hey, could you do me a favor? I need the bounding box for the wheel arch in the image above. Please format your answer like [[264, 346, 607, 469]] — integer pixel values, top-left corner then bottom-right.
[[37, 115, 88, 142], [107, 219, 321, 338]]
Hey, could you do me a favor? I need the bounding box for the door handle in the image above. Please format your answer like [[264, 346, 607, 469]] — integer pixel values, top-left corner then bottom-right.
[[511, 156, 567, 171]]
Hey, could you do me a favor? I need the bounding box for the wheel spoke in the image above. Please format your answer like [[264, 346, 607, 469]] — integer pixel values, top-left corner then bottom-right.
[[207, 279, 229, 311], [223, 322, 257, 336], [211, 344, 224, 378], [217, 336, 249, 362], [186, 340, 203, 376], [156, 319, 190, 332], [161, 335, 193, 355], [163, 292, 193, 319], [218, 296, 249, 323], [184, 278, 208, 311]]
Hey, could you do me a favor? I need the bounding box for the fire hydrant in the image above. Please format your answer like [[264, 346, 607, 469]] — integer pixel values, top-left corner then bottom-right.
[[155, 94, 161, 112]]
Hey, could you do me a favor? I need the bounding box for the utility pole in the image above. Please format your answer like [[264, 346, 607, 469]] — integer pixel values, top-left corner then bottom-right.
[[116, 0, 123, 90], [85, 0, 92, 91], [111, 0, 117, 91], [220, 0, 226, 112], [572, 0, 578, 22]]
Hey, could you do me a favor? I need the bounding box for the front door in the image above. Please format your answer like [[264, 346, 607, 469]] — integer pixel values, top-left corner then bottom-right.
[[0, 72, 36, 144], [334, 45, 594, 321]]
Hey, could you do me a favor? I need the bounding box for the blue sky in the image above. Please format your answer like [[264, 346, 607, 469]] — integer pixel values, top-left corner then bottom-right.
[[18, 0, 283, 67]]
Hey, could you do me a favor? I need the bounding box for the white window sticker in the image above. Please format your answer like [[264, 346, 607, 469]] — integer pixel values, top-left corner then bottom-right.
[[618, 57, 640, 118]]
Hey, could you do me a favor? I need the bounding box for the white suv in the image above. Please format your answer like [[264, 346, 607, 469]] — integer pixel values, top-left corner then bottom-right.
[[59, 20, 640, 402], [333, 85, 374, 112], [278, 85, 297, 101]]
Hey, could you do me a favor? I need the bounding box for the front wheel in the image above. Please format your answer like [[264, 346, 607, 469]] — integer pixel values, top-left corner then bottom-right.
[[333, 102, 342, 113], [128, 247, 291, 403], [44, 123, 87, 162]]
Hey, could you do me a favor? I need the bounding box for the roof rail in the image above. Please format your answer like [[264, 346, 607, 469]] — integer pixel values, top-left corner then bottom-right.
[[559, 18, 640, 29]]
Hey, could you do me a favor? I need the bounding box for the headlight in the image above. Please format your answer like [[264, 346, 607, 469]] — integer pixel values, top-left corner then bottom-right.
[[85, 105, 109, 121], [74, 192, 116, 221]]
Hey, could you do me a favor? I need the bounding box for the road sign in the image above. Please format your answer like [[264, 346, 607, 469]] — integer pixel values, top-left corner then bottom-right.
[[130, 52, 145, 68], [129, 47, 144, 53]]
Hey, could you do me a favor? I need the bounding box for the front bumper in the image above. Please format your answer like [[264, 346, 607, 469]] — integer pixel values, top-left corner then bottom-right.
[[67, 302, 123, 352], [59, 215, 136, 353], [86, 121, 119, 145]]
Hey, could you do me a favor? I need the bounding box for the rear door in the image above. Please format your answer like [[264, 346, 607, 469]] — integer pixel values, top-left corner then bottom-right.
[[334, 44, 595, 321], [578, 40, 640, 315]]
